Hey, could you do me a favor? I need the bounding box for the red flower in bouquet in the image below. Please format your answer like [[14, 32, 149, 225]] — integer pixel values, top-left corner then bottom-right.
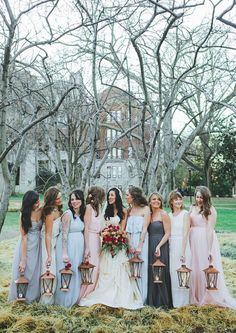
[[101, 224, 129, 258]]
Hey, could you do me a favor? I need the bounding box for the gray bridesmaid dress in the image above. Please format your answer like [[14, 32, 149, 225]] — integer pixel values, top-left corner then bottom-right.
[[147, 220, 173, 308], [54, 210, 84, 308], [8, 220, 42, 303]]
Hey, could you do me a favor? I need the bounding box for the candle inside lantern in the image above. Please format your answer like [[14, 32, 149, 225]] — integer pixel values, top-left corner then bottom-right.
[[19, 293, 23, 298]]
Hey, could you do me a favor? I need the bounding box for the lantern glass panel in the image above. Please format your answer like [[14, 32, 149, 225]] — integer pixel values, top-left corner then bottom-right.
[[206, 272, 218, 289], [61, 272, 72, 290], [16, 283, 28, 300], [81, 267, 94, 284], [42, 278, 54, 295], [177, 271, 190, 288], [152, 266, 164, 283], [130, 262, 142, 278]]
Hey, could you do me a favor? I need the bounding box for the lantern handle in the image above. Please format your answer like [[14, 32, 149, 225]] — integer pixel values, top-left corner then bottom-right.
[[180, 255, 186, 263], [208, 254, 213, 264]]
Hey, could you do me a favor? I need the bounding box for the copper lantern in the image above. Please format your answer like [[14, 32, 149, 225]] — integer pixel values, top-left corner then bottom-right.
[[41, 265, 55, 295], [15, 274, 29, 301], [203, 265, 219, 290], [176, 264, 192, 288], [152, 256, 165, 283], [60, 264, 73, 291], [78, 261, 95, 285], [128, 255, 143, 279]]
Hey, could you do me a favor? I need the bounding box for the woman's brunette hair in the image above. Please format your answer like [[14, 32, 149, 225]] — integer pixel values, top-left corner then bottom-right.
[[104, 187, 124, 221], [21, 191, 39, 234], [128, 186, 148, 207], [68, 189, 86, 221], [168, 190, 184, 213], [42, 187, 63, 222], [86, 186, 105, 217], [194, 185, 212, 219]]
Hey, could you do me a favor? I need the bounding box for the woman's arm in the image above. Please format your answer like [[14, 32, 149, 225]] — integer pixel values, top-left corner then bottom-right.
[[120, 209, 127, 231], [155, 211, 171, 257], [181, 212, 190, 262], [61, 212, 71, 263], [207, 206, 217, 262], [19, 214, 27, 273], [44, 213, 54, 267], [83, 205, 92, 259], [136, 206, 151, 254]]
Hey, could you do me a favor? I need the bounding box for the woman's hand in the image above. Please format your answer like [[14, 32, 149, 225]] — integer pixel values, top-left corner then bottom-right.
[[19, 260, 26, 273], [84, 248, 90, 261], [129, 247, 135, 254], [46, 255, 52, 268], [208, 253, 213, 263], [135, 247, 142, 255], [62, 254, 70, 263], [155, 247, 161, 257]]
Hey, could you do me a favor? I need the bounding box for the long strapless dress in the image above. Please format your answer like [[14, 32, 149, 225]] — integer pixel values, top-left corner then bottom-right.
[[55, 210, 84, 308], [40, 217, 61, 305], [79, 207, 102, 300], [126, 215, 148, 304], [147, 220, 173, 308], [189, 208, 236, 309], [80, 216, 143, 309], [169, 210, 191, 307], [8, 220, 42, 303]]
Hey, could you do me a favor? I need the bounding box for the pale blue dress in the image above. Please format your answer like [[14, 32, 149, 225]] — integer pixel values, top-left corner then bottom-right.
[[8, 220, 42, 303], [55, 210, 84, 308], [40, 217, 61, 305], [126, 215, 148, 303]]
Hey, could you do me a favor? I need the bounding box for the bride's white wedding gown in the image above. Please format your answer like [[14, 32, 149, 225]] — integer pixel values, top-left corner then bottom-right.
[[79, 215, 143, 309]]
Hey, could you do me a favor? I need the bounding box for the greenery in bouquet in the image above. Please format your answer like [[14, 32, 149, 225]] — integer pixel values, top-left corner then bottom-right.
[[101, 224, 129, 258]]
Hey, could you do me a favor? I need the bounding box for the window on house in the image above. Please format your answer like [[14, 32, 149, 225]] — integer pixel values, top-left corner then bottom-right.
[[112, 166, 117, 178], [118, 166, 122, 178], [107, 166, 111, 178]]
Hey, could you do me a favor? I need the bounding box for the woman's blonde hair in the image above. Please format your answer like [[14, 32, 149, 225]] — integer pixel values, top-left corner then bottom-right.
[[148, 192, 163, 213]]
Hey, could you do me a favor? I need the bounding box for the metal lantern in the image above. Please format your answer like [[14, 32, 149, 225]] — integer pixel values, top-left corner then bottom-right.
[[60, 265, 73, 291], [176, 264, 192, 288], [128, 255, 143, 279], [41, 265, 55, 295], [152, 256, 165, 283], [203, 265, 219, 290], [78, 261, 95, 285], [15, 274, 29, 301]]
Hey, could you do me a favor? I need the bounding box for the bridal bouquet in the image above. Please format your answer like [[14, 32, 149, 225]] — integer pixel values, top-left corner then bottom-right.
[[101, 224, 129, 258]]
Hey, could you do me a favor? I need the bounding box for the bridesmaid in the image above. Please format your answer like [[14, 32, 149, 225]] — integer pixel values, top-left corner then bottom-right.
[[79, 186, 105, 300], [189, 186, 236, 309], [147, 192, 173, 308], [168, 190, 190, 307], [9, 190, 42, 303], [125, 186, 150, 303], [40, 187, 63, 305], [55, 189, 85, 308]]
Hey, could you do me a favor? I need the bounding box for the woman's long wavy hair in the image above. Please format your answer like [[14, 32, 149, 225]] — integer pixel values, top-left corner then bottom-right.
[[194, 185, 212, 219], [104, 188, 124, 221], [128, 186, 148, 207], [68, 189, 86, 221], [148, 192, 163, 213], [21, 191, 39, 234], [86, 186, 105, 217], [168, 190, 184, 213], [42, 187, 63, 222]]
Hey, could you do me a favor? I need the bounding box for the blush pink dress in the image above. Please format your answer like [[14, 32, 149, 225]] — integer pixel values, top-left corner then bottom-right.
[[79, 206, 102, 301], [189, 207, 236, 309]]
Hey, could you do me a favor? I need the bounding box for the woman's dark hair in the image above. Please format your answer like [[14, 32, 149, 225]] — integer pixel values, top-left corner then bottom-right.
[[68, 189, 86, 221], [21, 191, 39, 234], [42, 187, 63, 222], [86, 186, 105, 217], [194, 185, 212, 219], [128, 186, 148, 207], [104, 188, 124, 221]]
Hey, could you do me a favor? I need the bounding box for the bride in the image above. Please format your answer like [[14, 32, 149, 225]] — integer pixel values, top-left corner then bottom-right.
[[79, 187, 143, 309]]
